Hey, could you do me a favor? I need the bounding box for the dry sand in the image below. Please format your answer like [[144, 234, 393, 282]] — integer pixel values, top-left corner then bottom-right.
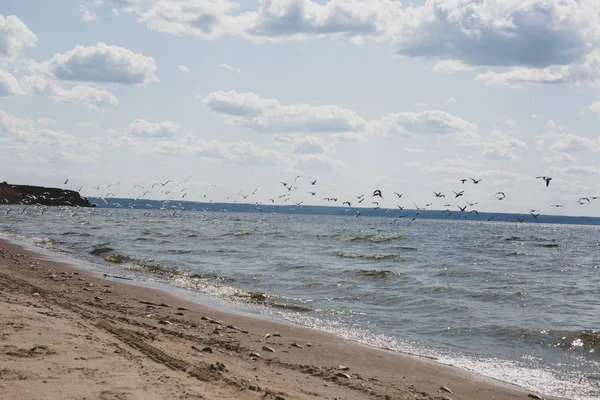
[[0, 238, 554, 400]]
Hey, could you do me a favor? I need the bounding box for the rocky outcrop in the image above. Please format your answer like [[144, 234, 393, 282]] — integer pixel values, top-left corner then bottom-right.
[[0, 182, 95, 207]]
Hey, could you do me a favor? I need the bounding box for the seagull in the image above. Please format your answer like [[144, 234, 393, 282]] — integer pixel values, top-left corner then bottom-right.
[[64, 179, 69, 185], [495, 192, 506, 200], [372, 201, 379, 206], [530, 212, 540, 219], [355, 211, 362, 218], [280, 182, 287, 186], [550, 204, 564, 208], [453, 190, 465, 198], [578, 197, 591, 204], [469, 210, 479, 215], [457, 205, 467, 212], [536, 176, 552, 187], [470, 178, 481, 184], [443, 209, 452, 216], [397, 205, 404, 210], [343, 201, 352, 207], [309, 192, 316, 195], [393, 192, 403, 198], [310, 180, 317, 185], [467, 201, 479, 206], [460, 179, 467, 184], [373, 190, 383, 198], [433, 191, 445, 198]]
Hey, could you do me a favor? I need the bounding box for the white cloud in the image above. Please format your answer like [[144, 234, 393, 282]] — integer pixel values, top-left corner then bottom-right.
[[542, 153, 577, 163], [217, 63, 241, 73], [0, 68, 25, 96], [274, 134, 334, 154], [79, 6, 99, 22], [247, 0, 402, 40], [432, 60, 474, 74], [535, 120, 600, 153], [152, 133, 292, 166], [45, 42, 158, 85], [49, 151, 96, 165], [133, 0, 245, 40], [203, 90, 367, 134], [590, 101, 600, 114], [406, 157, 477, 175], [404, 147, 438, 154], [373, 110, 480, 144], [294, 154, 349, 171], [178, 64, 191, 73], [128, 118, 179, 138], [397, 1, 597, 68], [0, 15, 38, 57], [0, 109, 80, 148], [22, 75, 119, 112], [475, 52, 600, 88], [550, 165, 600, 176], [79, 122, 100, 128], [443, 97, 457, 105], [483, 129, 527, 161]]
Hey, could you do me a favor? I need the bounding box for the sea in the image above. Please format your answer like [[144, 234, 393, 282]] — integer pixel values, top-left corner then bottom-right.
[[1, 204, 599, 400]]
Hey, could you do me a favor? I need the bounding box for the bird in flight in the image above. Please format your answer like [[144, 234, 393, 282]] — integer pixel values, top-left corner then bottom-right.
[[433, 191, 445, 198], [578, 197, 591, 205], [550, 204, 564, 208], [343, 201, 352, 207], [373, 190, 383, 198], [467, 201, 478, 206], [393, 192, 403, 198], [310, 180, 317, 185], [470, 178, 481, 184], [495, 192, 506, 200], [64, 179, 69, 185], [536, 176, 552, 187], [309, 191, 316, 196], [457, 205, 467, 212], [453, 190, 465, 198], [530, 212, 540, 219], [460, 179, 467, 184]]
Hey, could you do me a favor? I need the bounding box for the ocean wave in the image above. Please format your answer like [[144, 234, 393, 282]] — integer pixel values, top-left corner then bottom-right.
[[354, 269, 398, 278], [553, 330, 600, 355], [341, 234, 404, 243], [336, 251, 401, 260], [232, 290, 312, 312], [61, 231, 92, 237]]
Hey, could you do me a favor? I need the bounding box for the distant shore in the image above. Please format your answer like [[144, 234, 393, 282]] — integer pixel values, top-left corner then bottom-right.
[[0, 182, 94, 207], [0, 237, 556, 400]]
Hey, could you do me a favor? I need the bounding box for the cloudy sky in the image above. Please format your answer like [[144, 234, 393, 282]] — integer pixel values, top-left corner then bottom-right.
[[1, 0, 600, 216]]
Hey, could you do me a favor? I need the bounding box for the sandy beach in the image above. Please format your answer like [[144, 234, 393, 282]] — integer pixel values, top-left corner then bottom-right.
[[0, 238, 554, 400]]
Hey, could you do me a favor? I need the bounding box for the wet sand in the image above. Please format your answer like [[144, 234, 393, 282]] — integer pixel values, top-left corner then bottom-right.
[[0, 238, 554, 400]]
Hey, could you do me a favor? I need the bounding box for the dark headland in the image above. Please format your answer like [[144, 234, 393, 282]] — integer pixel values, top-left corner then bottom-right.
[[0, 182, 95, 207]]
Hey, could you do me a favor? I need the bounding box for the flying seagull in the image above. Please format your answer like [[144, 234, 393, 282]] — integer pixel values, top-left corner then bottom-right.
[[536, 176, 552, 187], [433, 191, 445, 198], [373, 190, 383, 198], [495, 192, 506, 200], [452, 190, 465, 198], [470, 178, 481, 184], [393, 192, 403, 198]]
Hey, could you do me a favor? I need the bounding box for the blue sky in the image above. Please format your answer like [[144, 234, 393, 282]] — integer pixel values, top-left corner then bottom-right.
[[1, 0, 600, 216]]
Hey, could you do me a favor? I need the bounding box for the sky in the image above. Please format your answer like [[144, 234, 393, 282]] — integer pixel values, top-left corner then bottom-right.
[[1, 0, 600, 216]]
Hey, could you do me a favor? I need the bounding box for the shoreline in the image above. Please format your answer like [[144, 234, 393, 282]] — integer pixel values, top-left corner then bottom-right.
[[0, 237, 556, 400]]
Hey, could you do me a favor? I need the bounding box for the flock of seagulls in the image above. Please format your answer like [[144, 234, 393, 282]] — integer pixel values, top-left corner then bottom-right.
[[3, 173, 599, 223]]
